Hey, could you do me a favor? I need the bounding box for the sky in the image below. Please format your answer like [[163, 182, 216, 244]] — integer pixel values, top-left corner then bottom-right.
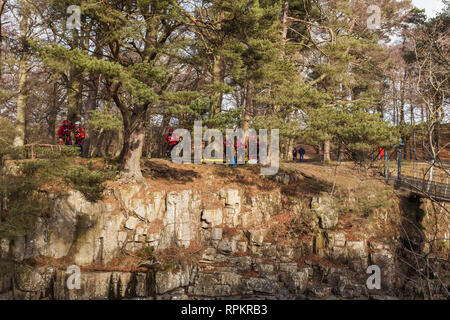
[[411, 0, 446, 18]]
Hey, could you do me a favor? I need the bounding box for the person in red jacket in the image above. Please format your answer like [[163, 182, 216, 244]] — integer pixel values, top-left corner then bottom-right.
[[165, 128, 180, 157], [378, 147, 385, 160], [58, 120, 74, 145], [74, 121, 86, 155]]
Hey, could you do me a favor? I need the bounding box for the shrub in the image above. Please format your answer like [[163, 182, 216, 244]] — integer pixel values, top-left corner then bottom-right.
[[64, 166, 110, 202], [0, 148, 113, 239], [0, 117, 17, 149], [0, 164, 53, 239], [136, 246, 154, 260], [35, 146, 79, 159]]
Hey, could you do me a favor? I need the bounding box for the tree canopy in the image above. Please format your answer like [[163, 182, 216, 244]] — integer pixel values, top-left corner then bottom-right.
[[0, 0, 448, 177]]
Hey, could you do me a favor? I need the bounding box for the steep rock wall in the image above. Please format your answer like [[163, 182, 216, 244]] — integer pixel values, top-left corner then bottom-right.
[[0, 175, 447, 300]]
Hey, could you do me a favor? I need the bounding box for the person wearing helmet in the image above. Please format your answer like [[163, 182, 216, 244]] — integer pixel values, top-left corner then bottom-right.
[[74, 121, 86, 155], [165, 128, 180, 157], [58, 120, 74, 145]]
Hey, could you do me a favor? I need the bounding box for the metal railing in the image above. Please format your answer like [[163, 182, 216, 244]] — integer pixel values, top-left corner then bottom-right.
[[386, 173, 450, 201]]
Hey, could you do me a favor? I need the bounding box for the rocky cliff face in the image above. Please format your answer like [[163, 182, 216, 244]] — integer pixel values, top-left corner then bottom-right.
[[0, 168, 448, 300]]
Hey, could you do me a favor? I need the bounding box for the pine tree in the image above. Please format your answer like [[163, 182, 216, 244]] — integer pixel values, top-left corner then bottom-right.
[[297, 0, 408, 160], [35, 0, 193, 179]]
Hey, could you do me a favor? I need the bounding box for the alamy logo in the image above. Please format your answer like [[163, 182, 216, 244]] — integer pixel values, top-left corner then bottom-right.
[[367, 5, 382, 31], [67, 5, 81, 31], [66, 265, 81, 290], [366, 265, 381, 290], [170, 121, 279, 176]]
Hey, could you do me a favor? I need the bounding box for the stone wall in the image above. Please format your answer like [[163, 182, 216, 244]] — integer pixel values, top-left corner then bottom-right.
[[0, 177, 447, 300]]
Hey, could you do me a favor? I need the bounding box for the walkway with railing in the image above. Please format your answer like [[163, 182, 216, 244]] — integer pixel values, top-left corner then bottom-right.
[[385, 174, 450, 202]]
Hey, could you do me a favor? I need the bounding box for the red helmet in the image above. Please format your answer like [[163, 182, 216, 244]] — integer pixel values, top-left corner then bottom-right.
[[169, 128, 174, 133]]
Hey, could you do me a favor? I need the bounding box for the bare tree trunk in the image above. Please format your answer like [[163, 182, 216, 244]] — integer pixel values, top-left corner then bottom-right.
[[400, 76, 407, 159], [66, 27, 84, 123], [379, 103, 384, 121], [120, 118, 145, 180], [286, 137, 293, 160], [338, 141, 344, 164], [324, 140, 331, 162], [212, 55, 224, 118], [243, 79, 253, 135], [92, 129, 106, 157], [48, 82, 60, 144], [82, 73, 100, 157], [282, 0, 289, 46], [400, 73, 406, 125], [67, 69, 83, 123], [115, 127, 123, 158], [113, 84, 148, 179], [14, 59, 27, 146], [0, 0, 7, 87], [410, 101, 416, 160], [14, 2, 29, 147], [433, 100, 441, 152], [279, 0, 290, 157]]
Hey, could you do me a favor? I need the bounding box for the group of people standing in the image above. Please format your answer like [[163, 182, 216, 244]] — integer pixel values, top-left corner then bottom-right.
[[58, 120, 86, 155], [293, 146, 306, 162], [223, 135, 253, 165], [164, 129, 260, 165], [165, 132, 386, 164]]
